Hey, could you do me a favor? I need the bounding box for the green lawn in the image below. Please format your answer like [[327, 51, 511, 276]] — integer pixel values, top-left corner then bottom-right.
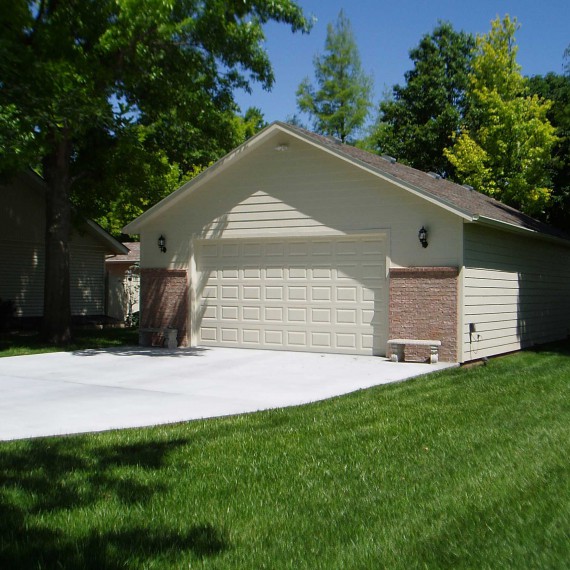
[[0, 328, 139, 357], [1, 344, 569, 569]]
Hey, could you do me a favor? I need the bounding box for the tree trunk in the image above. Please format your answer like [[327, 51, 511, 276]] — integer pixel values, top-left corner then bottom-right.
[[41, 130, 73, 344]]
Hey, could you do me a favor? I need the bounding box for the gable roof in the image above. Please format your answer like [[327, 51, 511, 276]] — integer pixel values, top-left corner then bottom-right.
[[124, 122, 569, 244], [105, 241, 140, 264], [19, 170, 128, 255]]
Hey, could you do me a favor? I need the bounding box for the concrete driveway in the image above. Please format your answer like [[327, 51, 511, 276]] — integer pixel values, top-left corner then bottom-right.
[[0, 347, 456, 440]]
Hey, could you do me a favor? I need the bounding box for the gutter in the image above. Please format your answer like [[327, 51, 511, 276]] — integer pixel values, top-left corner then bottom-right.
[[471, 215, 570, 247]]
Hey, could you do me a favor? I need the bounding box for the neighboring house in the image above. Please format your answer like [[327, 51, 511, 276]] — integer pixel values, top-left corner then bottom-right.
[[0, 170, 128, 321], [123, 122, 570, 363], [105, 242, 140, 323]]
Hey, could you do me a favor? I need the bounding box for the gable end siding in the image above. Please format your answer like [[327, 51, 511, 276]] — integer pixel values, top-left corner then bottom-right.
[[139, 136, 463, 271], [69, 242, 107, 315], [462, 224, 570, 361]]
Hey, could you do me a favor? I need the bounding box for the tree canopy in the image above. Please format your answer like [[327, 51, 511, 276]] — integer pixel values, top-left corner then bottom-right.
[[444, 15, 557, 216], [296, 10, 372, 143], [366, 22, 474, 177], [0, 0, 311, 343], [528, 72, 570, 229]]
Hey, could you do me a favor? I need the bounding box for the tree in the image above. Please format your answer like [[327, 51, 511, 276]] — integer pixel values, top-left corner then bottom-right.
[[528, 72, 570, 230], [0, 0, 310, 343], [296, 10, 372, 143], [366, 22, 474, 177], [241, 107, 268, 139], [444, 16, 557, 216]]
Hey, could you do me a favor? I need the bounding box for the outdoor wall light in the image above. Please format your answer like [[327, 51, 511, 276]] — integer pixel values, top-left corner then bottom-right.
[[158, 234, 167, 253], [418, 226, 428, 248]]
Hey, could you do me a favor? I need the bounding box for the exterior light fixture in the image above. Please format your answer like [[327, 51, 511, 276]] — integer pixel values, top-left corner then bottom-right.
[[158, 234, 167, 253], [418, 226, 428, 248]]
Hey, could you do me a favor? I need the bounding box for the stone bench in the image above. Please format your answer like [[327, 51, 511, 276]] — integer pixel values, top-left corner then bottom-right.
[[139, 327, 178, 349], [388, 339, 442, 364]]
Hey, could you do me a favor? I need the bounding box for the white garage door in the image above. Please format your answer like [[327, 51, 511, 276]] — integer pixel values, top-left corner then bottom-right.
[[195, 236, 388, 355]]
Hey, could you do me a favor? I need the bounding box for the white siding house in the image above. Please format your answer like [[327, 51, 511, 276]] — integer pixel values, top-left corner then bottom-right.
[[0, 171, 127, 321], [124, 122, 570, 363]]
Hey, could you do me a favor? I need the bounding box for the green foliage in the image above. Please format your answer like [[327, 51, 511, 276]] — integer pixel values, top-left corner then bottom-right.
[[445, 16, 557, 216], [529, 72, 570, 230], [240, 106, 268, 139], [296, 10, 372, 143], [366, 22, 474, 176], [1, 345, 570, 567], [0, 0, 311, 340]]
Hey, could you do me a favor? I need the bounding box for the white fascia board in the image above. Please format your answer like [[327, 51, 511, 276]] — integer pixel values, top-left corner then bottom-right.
[[273, 122, 474, 222], [122, 123, 285, 234], [471, 215, 570, 246]]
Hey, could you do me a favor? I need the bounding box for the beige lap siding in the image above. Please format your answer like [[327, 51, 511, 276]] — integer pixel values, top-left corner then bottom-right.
[[389, 267, 459, 362], [140, 268, 188, 347], [463, 225, 570, 361]]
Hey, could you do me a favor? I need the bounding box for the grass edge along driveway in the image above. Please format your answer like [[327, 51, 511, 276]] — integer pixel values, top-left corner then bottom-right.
[[1, 343, 569, 569]]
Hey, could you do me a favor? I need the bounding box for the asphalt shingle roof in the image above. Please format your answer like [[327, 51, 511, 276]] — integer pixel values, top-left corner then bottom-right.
[[281, 122, 569, 242], [105, 242, 140, 263]]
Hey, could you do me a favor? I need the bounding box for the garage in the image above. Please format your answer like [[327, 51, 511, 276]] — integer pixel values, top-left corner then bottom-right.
[[126, 122, 570, 363], [195, 235, 388, 355]]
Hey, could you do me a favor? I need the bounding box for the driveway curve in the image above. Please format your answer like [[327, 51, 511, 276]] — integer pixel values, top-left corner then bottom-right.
[[0, 346, 456, 440]]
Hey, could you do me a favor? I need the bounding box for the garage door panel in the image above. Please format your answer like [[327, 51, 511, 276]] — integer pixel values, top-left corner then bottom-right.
[[336, 333, 357, 349], [221, 306, 238, 320], [311, 308, 332, 324], [288, 330, 307, 346], [265, 286, 284, 300], [313, 267, 332, 279], [243, 329, 261, 344], [221, 267, 238, 279], [196, 236, 388, 355], [288, 286, 307, 301], [336, 286, 358, 302], [265, 330, 284, 345], [201, 327, 217, 341], [243, 286, 261, 300], [289, 267, 307, 279], [244, 267, 261, 279], [243, 306, 261, 321], [287, 307, 307, 323], [311, 332, 332, 349], [266, 267, 283, 278], [311, 286, 332, 302], [265, 306, 283, 321]]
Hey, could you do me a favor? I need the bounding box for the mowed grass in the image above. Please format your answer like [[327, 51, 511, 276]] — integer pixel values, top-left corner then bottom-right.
[[0, 328, 138, 357], [1, 345, 569, 569]]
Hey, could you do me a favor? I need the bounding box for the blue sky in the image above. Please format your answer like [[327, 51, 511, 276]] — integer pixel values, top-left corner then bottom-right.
[[235, 0, 569, 125]]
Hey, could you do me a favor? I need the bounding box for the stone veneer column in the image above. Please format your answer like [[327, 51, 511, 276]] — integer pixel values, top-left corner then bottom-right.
[[389, 267, 459, 362], [139, 268, 188, 347]]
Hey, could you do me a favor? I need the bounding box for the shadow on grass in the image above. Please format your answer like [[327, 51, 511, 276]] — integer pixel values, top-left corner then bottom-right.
[[0, 437, 229, 568], [0, 521, 229, 569], [0, 329, 140, 357], [528, 338, 570, 357]]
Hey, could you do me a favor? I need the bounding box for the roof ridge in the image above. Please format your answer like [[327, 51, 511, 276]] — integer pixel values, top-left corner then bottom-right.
[[278, 122, 569, 242]]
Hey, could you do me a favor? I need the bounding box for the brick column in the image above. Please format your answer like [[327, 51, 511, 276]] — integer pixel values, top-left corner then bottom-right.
[[139, 268, 188, 347], [389, 267, 458, 362]]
